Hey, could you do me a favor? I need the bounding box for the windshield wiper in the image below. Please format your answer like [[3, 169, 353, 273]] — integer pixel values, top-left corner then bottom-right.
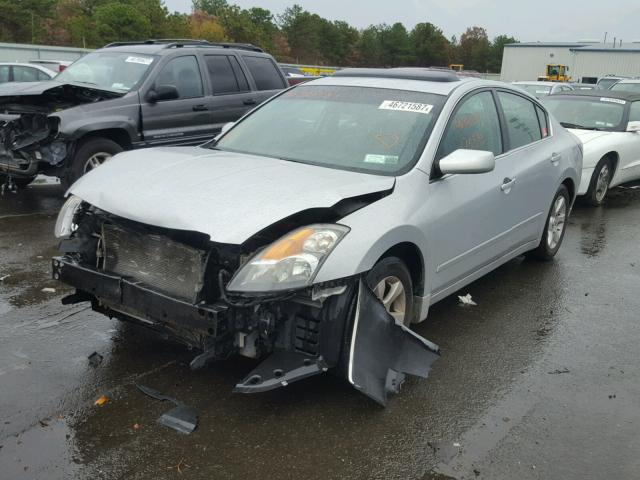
[[560, 121, 599, 130]]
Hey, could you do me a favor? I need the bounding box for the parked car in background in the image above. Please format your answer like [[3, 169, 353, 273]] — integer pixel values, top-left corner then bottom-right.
[[571, 82, 597, 91], [543, 90, 640, 205], [0, 39, 287, 189], [28, 59, 72, 74], [280, 65, 306, 77], [596, 75, 629, 90], [53, 68, 581, 405], [609, 79, 640, 94], [513, 81, 574, 98], [0, 62, 55, 83]]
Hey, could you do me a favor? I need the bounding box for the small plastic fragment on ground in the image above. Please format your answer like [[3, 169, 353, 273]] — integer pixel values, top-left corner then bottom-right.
[[167, 458, 189, 474], [88, 352, 103, 367], [133, 423, 141, 430], [458, 293, 477, 306], [94, 395, 108, 406], [0, 274, 10, 282], [136, 384, 198, 434], [41, 287, 56, 293], [548, 368, 570, 374]]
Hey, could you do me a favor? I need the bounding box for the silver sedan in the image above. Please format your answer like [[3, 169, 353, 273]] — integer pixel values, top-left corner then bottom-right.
[[53, 68, 582, 405]]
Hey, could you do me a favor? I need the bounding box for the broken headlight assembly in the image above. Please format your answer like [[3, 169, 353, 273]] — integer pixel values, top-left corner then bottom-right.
[[227, 224, 349, 293], [54, 195, 83, 238]]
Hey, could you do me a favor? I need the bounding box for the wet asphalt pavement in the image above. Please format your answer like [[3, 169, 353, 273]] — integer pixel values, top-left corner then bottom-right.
[[1, 182, 639, 480]]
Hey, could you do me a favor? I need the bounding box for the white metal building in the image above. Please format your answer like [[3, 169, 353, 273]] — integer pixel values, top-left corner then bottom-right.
[[500, 41, 640, 82], [0, 42, 90, 63]]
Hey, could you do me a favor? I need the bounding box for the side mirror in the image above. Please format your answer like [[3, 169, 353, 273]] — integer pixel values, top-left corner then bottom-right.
[[221, 122, 235, 135], [146, 84, 179, 103], [439, 149, 495, 175], [626, 121, 640, 132]]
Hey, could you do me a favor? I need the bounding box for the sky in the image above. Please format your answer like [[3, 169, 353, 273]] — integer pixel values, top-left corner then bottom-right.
[[164, 0, 640, 43]]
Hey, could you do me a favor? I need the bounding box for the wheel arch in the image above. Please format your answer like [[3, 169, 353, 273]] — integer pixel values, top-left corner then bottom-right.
[[375, 242, 425, 296], [75, 128, 134, 150]]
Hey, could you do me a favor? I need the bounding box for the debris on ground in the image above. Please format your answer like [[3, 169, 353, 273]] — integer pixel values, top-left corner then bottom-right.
[[0, 274, 10, 282], [94, 395, 109, 406], [458, 293, 477, 306], [88, 352, 103, 367], [548, 368, 570, 375], [38, 419, 50, 427], [41, 287, 56, 293], [167, 458, 189, 474], [136, 384, 198, 434]]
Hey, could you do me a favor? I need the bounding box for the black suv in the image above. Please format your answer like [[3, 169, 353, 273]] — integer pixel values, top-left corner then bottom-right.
[[0, 39, 288, 190]]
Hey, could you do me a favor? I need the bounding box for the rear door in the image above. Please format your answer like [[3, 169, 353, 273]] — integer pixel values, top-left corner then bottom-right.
[[428, 90, 513, 296], [617, 101, 640, 183], [494, 89, 557, 248], [240, 55, 288, 105], [203, 53, 257, 133], [140, 55, 215, 146]]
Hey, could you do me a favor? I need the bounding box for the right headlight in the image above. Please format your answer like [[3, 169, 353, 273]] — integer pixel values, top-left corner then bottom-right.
[[54, 195, 83, 238], [226, 224, 349, 293]]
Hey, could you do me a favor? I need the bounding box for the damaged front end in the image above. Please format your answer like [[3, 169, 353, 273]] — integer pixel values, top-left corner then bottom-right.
[[53, 203, 439, 406], [0, 83, 122, 187]]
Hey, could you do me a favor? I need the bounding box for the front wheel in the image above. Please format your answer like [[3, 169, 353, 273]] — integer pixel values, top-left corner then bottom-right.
[[64, 137, 123, 188], [584, 158, 612, 206], [529, 185, 570, 260]]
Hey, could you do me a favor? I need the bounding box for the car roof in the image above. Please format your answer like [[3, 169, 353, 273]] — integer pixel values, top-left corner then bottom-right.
[[312, 68, 506, 96], [98, 40, 265, 56], [513, 81, 557, 86], [550, 89, 640, 102], [615, 79, 640, 84]]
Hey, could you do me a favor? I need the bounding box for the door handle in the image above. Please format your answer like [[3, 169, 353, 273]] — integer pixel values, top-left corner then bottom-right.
[[243, 98, 257, 106], [500, 177, 516, 192], [192, 104, 208, 111], [550, 152, 561, 165]]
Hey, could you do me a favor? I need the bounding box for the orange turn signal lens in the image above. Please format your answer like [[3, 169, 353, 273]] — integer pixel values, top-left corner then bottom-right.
[[261, 227, 315, 260]]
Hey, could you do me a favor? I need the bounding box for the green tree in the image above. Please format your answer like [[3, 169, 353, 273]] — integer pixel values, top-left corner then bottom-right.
[[488, 34, 517, 73], [383, 22, 413, 66], [459, 26, 490, 71], [357, 25, 384, 66], [0, 0, 55, 43], [410, 22, 449, 67], [94, 2, 151, 44], [278, 5, 322, 63]]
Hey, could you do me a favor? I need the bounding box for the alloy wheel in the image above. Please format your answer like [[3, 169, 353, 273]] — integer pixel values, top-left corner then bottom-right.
[[547, 195, 567, 250], [84, 152, 112, 173], [595, 164, 610, 203], [373, 275, 407, 324]]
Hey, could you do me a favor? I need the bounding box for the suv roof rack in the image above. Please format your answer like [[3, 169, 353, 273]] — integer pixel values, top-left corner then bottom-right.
[[103, 39, 263, 52], [334, 67, 460, 83]]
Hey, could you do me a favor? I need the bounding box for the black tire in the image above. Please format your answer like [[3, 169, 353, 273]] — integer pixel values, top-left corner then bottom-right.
[[336, 257, 414, 377], [530, 185, 570, 260], [65, 137, 123, 187], [0, 175, 36, 188], [583, 157, 613, 206]]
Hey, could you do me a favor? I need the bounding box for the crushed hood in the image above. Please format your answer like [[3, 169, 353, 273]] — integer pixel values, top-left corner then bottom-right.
[[568, 128, 612, 145], [70, 147, 395, 244]]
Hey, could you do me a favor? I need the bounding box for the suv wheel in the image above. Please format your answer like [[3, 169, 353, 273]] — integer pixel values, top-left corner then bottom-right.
[[66, 137, 123, 187], [529, 185, 570, 260]]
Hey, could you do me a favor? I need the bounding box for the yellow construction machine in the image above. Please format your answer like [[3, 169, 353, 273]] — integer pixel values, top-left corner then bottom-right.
[[538, 64, 571, 82]]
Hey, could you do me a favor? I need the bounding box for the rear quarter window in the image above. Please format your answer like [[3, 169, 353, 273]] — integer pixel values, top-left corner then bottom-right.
[[243, 56, 286, 91]]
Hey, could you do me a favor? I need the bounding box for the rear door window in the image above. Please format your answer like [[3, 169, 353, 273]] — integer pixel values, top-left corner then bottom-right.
[[437, 91, 503, 159], [155, 56, 203, 99], [497, 91, 543, 149], [0, 65, 10, 83], [13, 66, 40, 82], [243, 56, 285, 91], [204, 55, 249, 94]]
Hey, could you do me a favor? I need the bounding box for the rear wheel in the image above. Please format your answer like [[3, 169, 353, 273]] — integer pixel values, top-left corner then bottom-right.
[[529, 185, 570, 260], [584, 158, 613, 206]]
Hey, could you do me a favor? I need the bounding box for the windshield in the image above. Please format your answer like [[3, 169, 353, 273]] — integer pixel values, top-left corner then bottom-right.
[[610, 82, 640, 93], [543, 96, 626, 130], [597, 78, 621, 90], [214, 85, 445, 175], [56, 52, 156, 92], [516, 84, 551, 96]]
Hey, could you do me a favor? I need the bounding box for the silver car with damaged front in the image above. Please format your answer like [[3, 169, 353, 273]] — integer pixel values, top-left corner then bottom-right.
[[52, 68, 582, 405]]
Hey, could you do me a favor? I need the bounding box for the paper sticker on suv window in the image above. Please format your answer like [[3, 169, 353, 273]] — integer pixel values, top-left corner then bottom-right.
[[600, 97, 626, 105], [125, 56, 153, 65], [364, 154, 399, 165], [379, 100, 433, 114]]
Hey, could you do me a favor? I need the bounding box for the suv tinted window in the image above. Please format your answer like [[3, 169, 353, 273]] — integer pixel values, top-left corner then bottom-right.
[[497, 91, 542, 149], [205, 55, 248, 94], [243, 56, 285, 91], [155, 56, 203, 99], [438, 91, 502, 159]]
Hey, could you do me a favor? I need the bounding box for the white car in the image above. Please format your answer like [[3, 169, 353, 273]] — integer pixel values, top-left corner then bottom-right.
[[610, 79, 640, 94], [0, 62, 56, 84], [544, 90, 640, 205], [513, 81, 574, 98]]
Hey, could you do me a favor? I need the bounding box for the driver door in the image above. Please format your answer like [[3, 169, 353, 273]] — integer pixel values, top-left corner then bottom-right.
[[140, 55, 216, 147], [618, 101, 640, 183]]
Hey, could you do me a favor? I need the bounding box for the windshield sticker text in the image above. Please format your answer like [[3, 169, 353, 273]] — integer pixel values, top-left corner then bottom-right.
[[379, 100, 433, 115], [125, 56, 153, 65], [600, 97, 626, 105], [364, 154, 399, 165]]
